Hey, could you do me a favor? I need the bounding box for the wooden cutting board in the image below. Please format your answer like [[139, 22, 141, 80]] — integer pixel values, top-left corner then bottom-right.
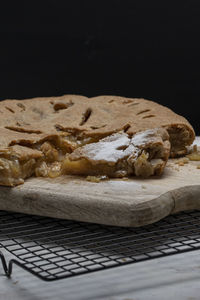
[[0, 138, 200, 227]]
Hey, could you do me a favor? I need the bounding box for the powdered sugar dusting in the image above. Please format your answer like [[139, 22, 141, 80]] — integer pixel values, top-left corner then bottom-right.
[[80, 130, 157, 163], [71, 129, 163, 164], [83, 133, 136, 163], [131, 129, 158, 146]]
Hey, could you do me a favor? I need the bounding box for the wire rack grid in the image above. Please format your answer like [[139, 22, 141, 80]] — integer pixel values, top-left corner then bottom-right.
[[0, 210, 200, 281]]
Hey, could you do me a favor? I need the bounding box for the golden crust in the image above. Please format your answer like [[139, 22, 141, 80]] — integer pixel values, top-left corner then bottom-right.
[[0, 94, 195, 161]]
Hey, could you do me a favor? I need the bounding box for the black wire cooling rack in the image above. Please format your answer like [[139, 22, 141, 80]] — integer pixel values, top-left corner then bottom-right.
[[0, 210, 200, 281]]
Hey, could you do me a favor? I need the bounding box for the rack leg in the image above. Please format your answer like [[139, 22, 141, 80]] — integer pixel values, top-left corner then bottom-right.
[[0, 250, 12, 277]]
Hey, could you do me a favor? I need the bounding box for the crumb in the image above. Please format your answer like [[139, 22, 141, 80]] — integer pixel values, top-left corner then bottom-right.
[[121, 258, 127, 262], [182, 157, 189, 163], [193, 144, 198, 152], [141, 185, 146, 189], [187, 152, 200, 161], [175, 157, 189, 166], [99, 175, 108, 181], [187, 144, 198, 154], [186, 144, 200, 161], [197, 165, 200, 169], [86, 176, 101, 183], [86, 175, 108, 183]]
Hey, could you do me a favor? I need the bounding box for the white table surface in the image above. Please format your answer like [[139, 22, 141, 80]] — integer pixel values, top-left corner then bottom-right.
[[0, 248, 200, 300]]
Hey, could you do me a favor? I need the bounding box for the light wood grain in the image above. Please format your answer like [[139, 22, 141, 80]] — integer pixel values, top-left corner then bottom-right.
[[0, 138, 200, 227]]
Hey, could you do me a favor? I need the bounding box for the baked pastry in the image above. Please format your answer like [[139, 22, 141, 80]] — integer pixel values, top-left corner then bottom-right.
[[0, 95, 195, 186], [64, 128, 170, 178]]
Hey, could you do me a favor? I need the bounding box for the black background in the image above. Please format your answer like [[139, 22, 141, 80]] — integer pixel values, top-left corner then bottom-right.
[[0, 1, 199, 132]]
